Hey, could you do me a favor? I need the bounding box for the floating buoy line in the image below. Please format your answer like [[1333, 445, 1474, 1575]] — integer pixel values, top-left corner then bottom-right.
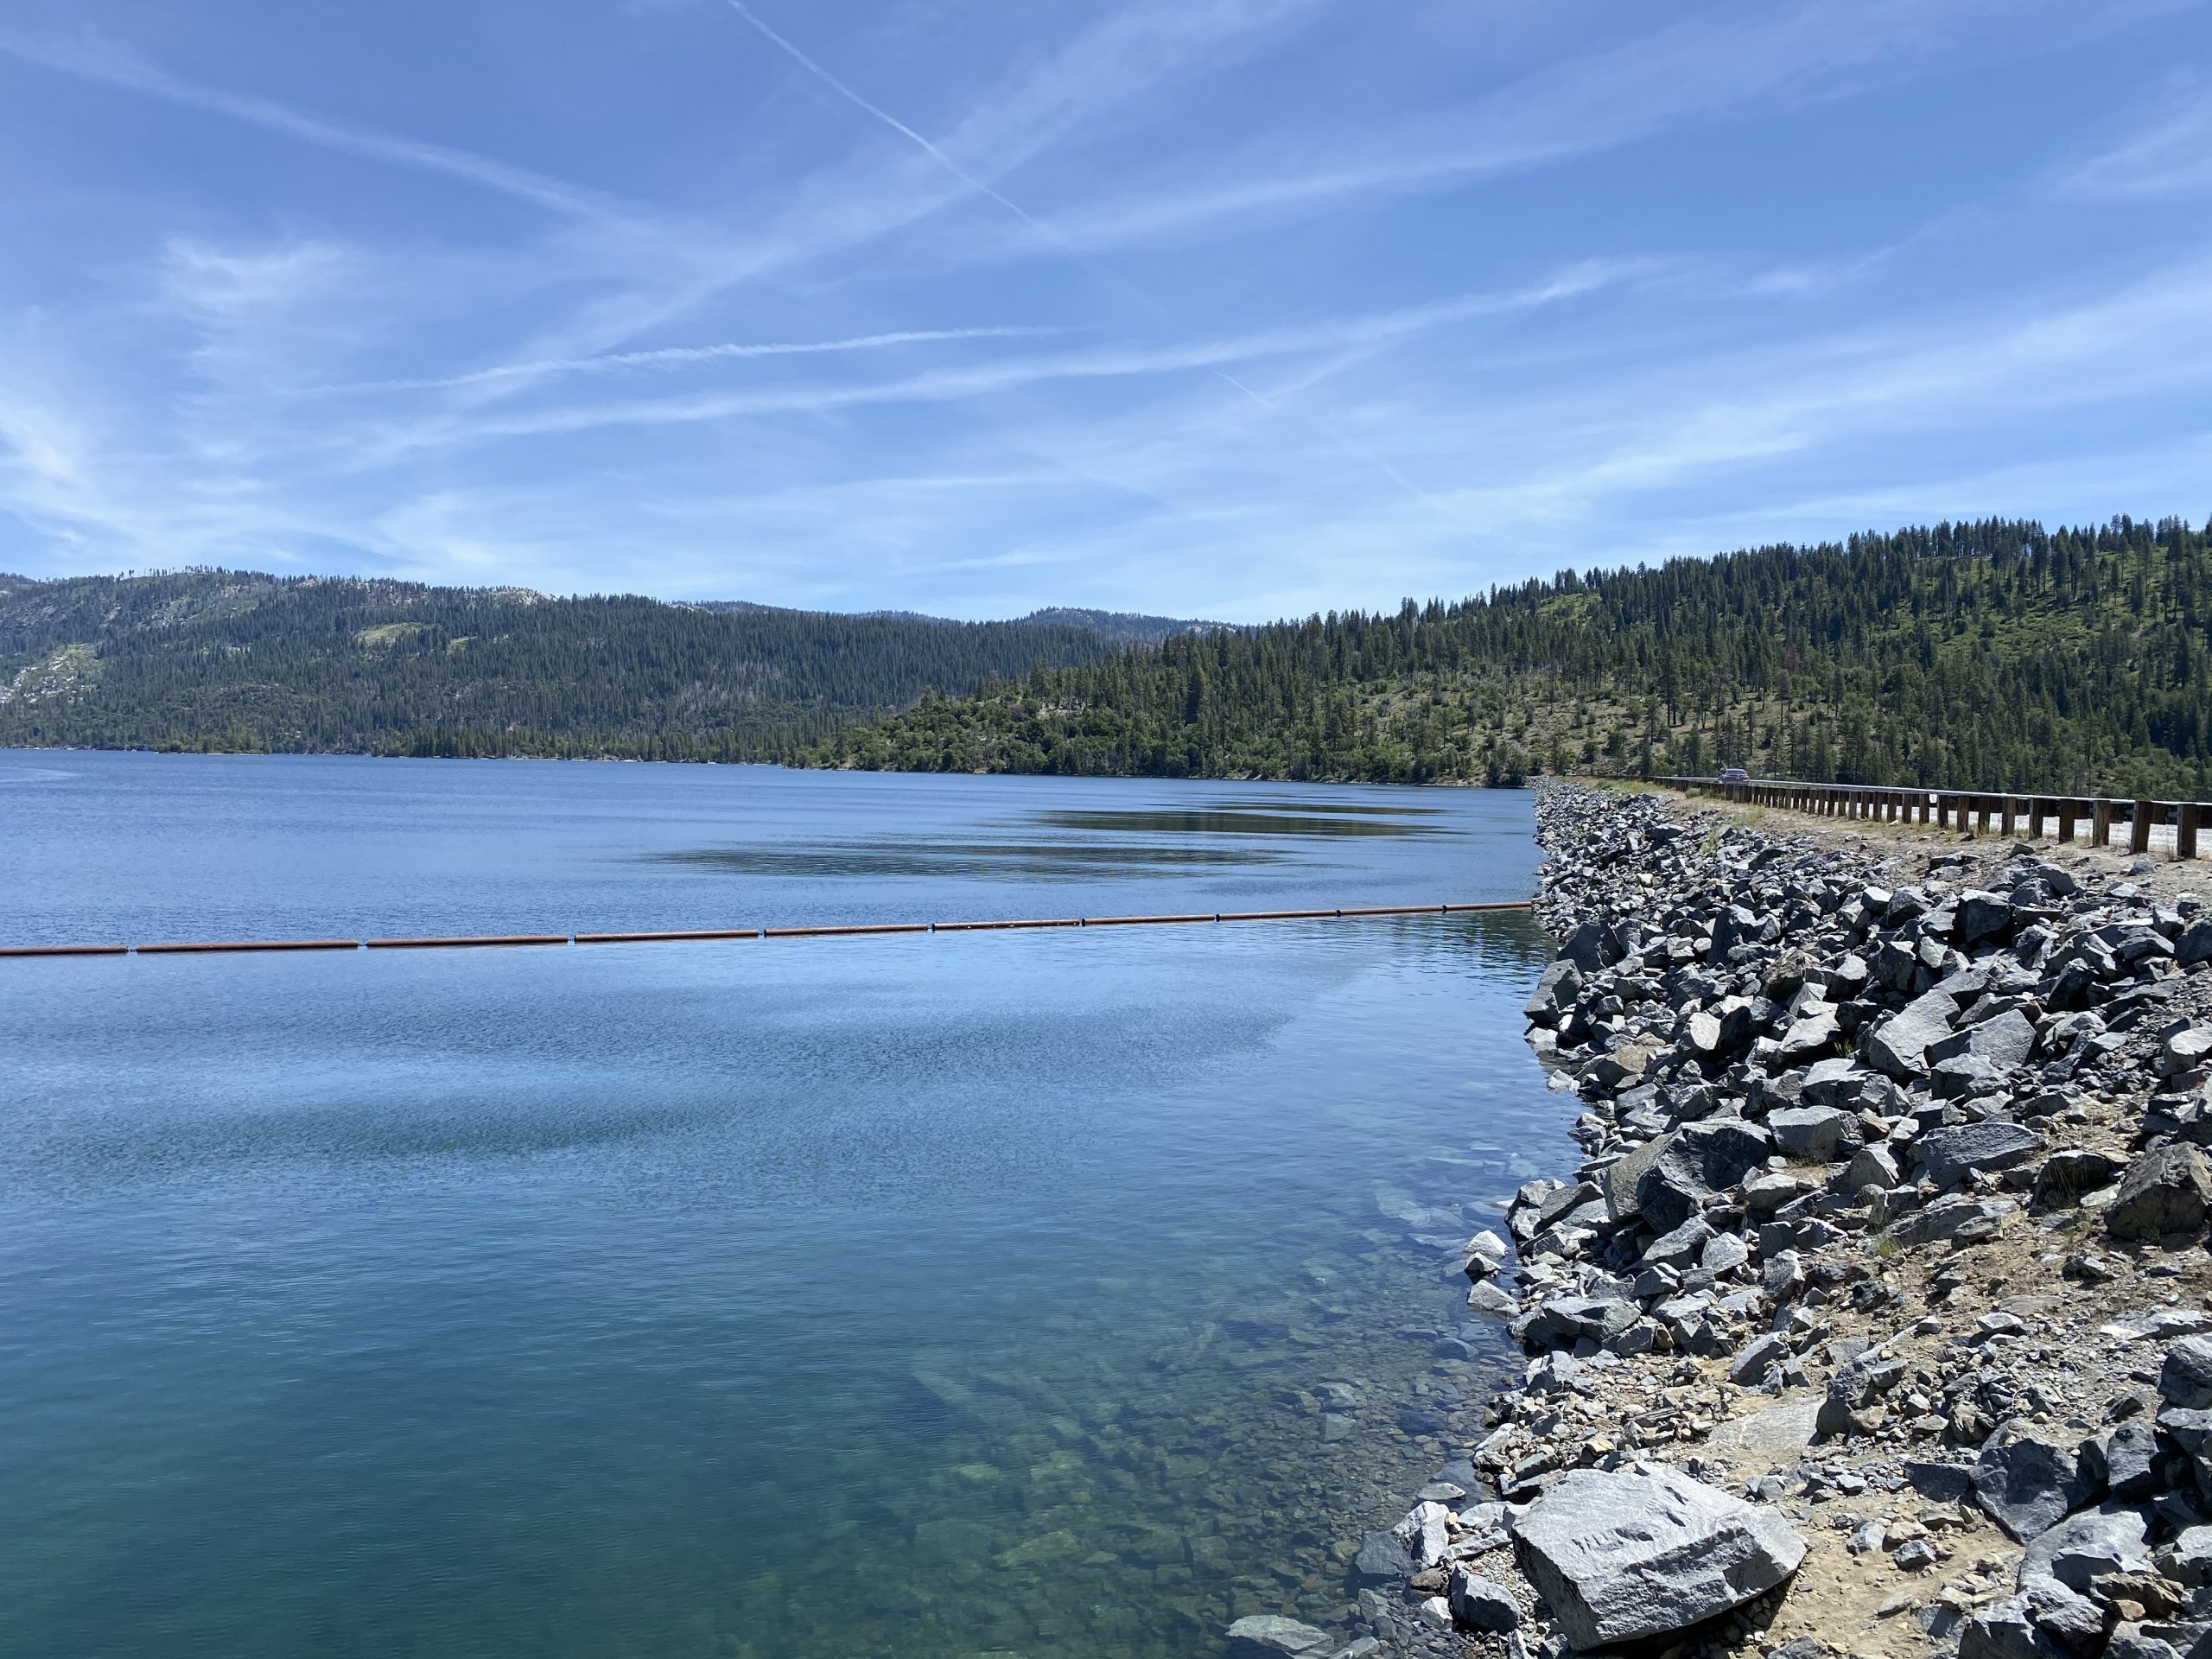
[[1, 900, 1534, 960]]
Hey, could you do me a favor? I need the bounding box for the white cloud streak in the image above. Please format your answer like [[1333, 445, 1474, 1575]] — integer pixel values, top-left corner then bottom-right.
[[2062, 93, 2212, 197], [0, 28, 635, 221], [950, 0, 2075, 260], [353, 260, 1648, 458], [311, 325, 1078, 394]]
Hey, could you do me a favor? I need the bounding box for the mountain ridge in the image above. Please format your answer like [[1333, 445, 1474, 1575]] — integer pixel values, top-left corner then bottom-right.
[[0, 567, 1188, 760]]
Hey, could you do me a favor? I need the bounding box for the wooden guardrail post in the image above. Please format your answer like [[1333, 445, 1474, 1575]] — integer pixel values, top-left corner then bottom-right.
[[1649, 775, 2208, 861]]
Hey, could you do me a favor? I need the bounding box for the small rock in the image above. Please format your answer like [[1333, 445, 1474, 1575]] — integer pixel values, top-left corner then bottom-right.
[[1446, 1567, 1519, 1633]]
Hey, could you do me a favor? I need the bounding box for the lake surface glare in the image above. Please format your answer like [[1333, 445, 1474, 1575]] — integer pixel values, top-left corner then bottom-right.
[[0, 754, 1567, 1659]]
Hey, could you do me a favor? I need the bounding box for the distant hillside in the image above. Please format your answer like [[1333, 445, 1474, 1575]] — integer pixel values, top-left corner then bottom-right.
[[728, 601, 1222, 645], [805, 516, 2212, 797], [0, 570, 1148, 760], [1012, 607, 1227, 646]]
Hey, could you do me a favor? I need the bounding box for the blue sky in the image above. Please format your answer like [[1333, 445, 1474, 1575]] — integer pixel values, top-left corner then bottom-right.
[[3, 0, 2209, 620]]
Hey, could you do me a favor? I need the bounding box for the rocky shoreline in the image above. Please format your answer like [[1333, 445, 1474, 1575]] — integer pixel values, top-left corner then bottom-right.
[[1239, 779, 2212, 1659]]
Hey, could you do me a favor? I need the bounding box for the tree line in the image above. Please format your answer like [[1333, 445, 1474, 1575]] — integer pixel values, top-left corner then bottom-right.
[[807, 516, 2212, 797]]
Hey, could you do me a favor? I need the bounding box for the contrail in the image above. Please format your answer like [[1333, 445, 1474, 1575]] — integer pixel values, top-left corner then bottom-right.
[[309, 325, 1074, 395], [722, 0, 1071, 252], [718, 0, 1481, 537]]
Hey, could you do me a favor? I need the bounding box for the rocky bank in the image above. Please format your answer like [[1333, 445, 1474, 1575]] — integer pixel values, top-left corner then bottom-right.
[[1237, 780, 2212, 1659]]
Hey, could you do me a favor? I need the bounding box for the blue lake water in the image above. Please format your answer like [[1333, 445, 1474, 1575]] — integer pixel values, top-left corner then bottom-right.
[[0, 753, 1565, 1659]]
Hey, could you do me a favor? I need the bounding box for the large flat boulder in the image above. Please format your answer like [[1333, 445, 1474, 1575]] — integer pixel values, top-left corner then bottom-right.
[[1769, 1105, 1859, 1165], [1510, 1465, 1805, 1649], [1916, 1122, 2043, 1188]]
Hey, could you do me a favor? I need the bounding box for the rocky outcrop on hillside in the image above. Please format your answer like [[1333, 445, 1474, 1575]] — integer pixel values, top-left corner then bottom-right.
[[1341, 783, 2212, 1659]]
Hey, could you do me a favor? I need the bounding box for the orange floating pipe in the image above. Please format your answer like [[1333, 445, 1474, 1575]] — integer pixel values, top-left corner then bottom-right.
[[365, 933, 571, 950], [574, 928, 760, 944], [137, 938, 359, 954]]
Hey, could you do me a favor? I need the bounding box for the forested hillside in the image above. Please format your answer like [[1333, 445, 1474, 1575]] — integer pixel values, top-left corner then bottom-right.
[[0, 571, 1183, 760], [808, 517, 2212, 797]]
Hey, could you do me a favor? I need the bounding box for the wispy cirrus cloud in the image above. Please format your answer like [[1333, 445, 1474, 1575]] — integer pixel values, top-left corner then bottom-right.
[[309, 325, 1080, 395], [5, 0, 2211, 617], [345, 258, 1652, 461], [938, 0, 2139, 263], [0, 26, 638, 222], [2060, 91, 2212, 197]]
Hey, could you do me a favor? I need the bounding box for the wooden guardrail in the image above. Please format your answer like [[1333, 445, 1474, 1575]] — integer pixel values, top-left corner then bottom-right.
[[1654, 776, 2207, 861], [0, 900, 1534, 961]]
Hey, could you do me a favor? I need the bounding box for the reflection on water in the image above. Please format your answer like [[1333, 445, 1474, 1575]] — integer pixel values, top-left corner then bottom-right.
[[1028, 809, 1439, 837], [653, 841, 1287, 879]]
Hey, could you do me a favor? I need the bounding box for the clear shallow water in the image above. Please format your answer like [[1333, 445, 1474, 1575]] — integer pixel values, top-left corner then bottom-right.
[[0, 753, 1567, 1659]]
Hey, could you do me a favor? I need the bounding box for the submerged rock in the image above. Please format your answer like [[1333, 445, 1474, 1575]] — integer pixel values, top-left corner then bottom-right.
[[1225, 1616, 1332, 1658]]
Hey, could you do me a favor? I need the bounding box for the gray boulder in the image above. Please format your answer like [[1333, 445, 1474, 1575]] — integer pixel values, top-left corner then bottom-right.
[[1600, 1131, 1672, 1223], [2162, 1336, 2212, 1410], [1839, 1141, 1902, 1195], [1956, 890, 2018, 947], [1887, 1194, 2014, 1247], [1635, 1144, 1711, 1235], [1523, 959, 1583, 1027], [1973, 1429, 2097, 1542], [1558, 921, 1619, 973], [1509, 1465, 1805, 1649], [1352, 1528, 1414, 1582], [1960, 1580, 2107, 1658], [1916, 1122, 2044, 1188], [1865, 988, 1961, 1080], [2162, 1025, 2212, 1079], [1226, 1617, 1332, 1658], [1770, 1105, 1860, 1165], [1931, 1008, 2038, 1071], [2107, 1144, 2212, 1241], [1446, 1567, 1519, 1633], [2035, 1148, 2121, 1206], [1393, 1499, 1452, 1568], [2105, 1419, 2164, 1499], [1643, 1215, 1715, 1271], [1702, 1230, 1750, 1275], [2021, 1502, 2154, 1593], [2179, 920, 2212, 969], [1728, 1332, 1790, 1385], [1776, 1006, 1842, 1064], [1636, 1118, 1775, 1218]]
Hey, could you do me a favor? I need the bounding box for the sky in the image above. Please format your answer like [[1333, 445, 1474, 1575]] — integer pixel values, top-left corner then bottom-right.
[[3, 1, 2211, 621]]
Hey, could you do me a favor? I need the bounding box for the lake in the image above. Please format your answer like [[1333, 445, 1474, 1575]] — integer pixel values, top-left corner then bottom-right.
[[0, 753, 1565, 1659]]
